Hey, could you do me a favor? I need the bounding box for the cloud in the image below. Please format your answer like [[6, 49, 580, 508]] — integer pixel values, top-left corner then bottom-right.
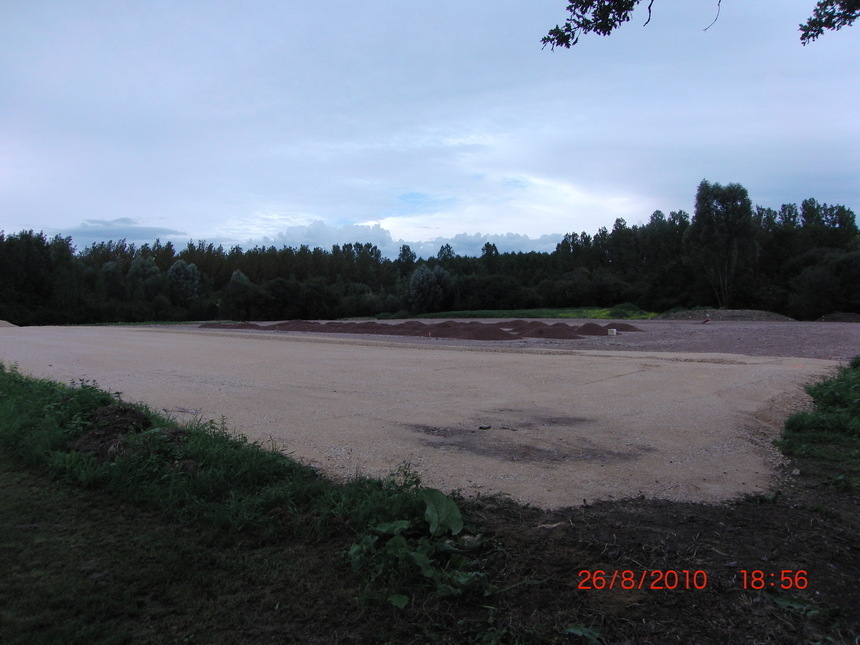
[[254, 221, 398, 255], [249, 220, 563, 259], [408, 232, 563, 259], [2, 1, 856, 255], [62, 218, 187, 249]]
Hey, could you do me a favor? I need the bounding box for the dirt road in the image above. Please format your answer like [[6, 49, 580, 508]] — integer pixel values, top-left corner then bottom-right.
[[0, 321, 849, 508]]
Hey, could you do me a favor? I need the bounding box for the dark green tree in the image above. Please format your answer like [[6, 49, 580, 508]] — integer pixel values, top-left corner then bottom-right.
[[223, 270, 262, 320], [127, 257, 163, 301], [437, 244, 455, 263], [395, 244, 417, 278], [408, 265, 454, 314], [99, 261, 127, 302], [480, 242, 500, 274], [684, 180, 756, 308], [167, 259, 201, 307]]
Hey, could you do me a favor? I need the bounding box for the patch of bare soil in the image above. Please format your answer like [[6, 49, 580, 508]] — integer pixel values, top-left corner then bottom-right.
[[70, 404, 189, 463], [464, 463, 860, 644]]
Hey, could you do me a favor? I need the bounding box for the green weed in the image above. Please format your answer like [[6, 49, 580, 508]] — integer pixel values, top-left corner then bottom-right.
[[777, 356, 860, 489]]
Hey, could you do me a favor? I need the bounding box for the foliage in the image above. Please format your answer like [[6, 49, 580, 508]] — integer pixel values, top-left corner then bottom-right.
[[777, 357, 860, 489], [800, 0, 860, 44], [684, 180, 756, 308], [347, 486, 486, 606], [544, 0, 640, 48], [543, 0, 860, 49], [166, 259, 201, 306], [408, 264, 454, 314]]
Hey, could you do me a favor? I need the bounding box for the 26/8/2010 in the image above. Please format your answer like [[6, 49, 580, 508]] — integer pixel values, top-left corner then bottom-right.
[[577, 569, 709, 590]]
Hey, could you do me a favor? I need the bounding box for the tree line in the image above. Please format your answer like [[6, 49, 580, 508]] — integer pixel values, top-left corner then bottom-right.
[[1, 180, 857, 325]]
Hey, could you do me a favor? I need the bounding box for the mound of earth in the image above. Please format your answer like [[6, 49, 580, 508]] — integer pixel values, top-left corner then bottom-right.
[[70, 404, 189, 464], [0, 320, 18, 327], [69, 404, 153, 462], [656, 309, 794, 322], [199, 319, 641, 341]]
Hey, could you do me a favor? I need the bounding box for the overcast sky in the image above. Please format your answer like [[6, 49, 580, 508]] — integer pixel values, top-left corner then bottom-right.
[[2, 1, 858, 258]]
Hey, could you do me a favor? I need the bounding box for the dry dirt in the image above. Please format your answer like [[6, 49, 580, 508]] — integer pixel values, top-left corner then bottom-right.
[[1, 318, 854, 509]]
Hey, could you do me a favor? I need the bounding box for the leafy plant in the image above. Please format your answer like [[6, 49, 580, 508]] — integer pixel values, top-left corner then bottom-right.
[[421, 487, 463, 536], [348, 488, 486, 606]]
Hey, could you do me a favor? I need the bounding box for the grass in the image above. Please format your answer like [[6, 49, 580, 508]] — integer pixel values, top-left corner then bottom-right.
[[1, 358, 859, 643], [0, 364, 426, 534], [414, 304, 657, 320], [0, 448, 366, 644], [776, 355, 860, 489], [0, 364, 490, 642]]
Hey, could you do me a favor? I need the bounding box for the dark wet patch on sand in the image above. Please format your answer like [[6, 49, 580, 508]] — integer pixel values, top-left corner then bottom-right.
[[407, 421, 646, 464]]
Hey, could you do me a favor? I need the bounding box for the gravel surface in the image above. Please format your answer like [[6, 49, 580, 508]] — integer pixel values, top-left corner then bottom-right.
[[2, 318, 854, 508]]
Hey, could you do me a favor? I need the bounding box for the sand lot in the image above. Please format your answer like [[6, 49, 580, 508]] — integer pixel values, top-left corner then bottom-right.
[[0, 320, 852, 508]]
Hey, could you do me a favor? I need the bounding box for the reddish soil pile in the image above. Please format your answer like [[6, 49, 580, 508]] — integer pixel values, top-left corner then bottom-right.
[[199, 319, 640, 341]]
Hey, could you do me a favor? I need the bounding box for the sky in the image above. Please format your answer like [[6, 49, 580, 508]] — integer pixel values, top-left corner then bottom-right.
[[2, 1, 858, 259]]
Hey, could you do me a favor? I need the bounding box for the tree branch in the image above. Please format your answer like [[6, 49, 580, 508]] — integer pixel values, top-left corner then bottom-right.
[[643, 0, 655, 27], [703, 0, 722, 32]]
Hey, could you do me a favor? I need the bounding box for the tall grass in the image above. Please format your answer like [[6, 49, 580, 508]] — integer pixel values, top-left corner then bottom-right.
[[778, 356, 860, 488]]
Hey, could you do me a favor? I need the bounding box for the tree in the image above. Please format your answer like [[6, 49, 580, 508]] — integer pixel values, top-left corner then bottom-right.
[[437, 244, 455, 262], [167, 259, 201, 307], [543, 1, 859, 49], [395, 244, 417, 278], [408, 265, 454, 314], [223, 269, 260, 320], [127, 257, 163, 301], [480, 242, 500, 274], [684, 180, 756, 308]]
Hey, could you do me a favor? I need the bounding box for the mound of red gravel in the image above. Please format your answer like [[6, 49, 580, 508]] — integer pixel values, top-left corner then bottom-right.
[[606, 322, 642, 332], [200, 321, 263, 330], [200, 319, 642, 341], [576, 323, 607, 336]]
